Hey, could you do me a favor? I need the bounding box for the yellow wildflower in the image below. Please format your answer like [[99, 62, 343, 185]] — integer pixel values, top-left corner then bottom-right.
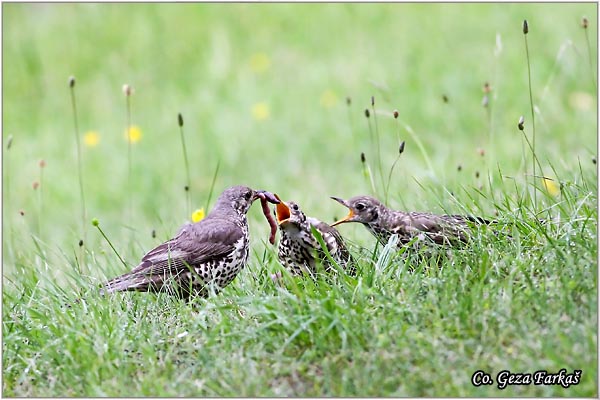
[[249, 52, 271, 74], [192, 208, 205, 223], [83, 131, 100, 147], [542, 177, 560, 197], [320, 89, 338, 108], [126, 125, 142, 143], [252, 102, 270, 121]]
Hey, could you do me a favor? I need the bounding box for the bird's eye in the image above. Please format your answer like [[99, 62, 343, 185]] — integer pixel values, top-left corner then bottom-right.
[[356, 203, 365, 211], [292, 204, 299, 211], [244, 191, 252, 201]]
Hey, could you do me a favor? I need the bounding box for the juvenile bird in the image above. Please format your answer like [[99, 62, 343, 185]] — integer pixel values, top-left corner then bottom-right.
[[102, 185, 279, 299], [275, 196, 354, 276], [331, 195, 490, 248]]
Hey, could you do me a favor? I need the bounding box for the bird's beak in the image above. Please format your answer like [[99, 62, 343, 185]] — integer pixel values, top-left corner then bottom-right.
[[274, 194, 291, 226], [255, 190, 280, 204], [330, 196, 355, 227]]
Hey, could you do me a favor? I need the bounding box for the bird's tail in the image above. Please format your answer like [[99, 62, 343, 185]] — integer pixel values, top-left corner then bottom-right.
[[464, 215, 493, 225], [100, 272, 151, 295]]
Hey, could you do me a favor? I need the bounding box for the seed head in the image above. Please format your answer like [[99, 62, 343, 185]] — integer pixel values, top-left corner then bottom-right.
[[122, 84, 132, 96], [32, 181, 39, 190], [39, 159, 46, 168], [592, 156, 597, 165], [364, 109, 370, 118], [346, 96, 351, 106], [92, 218, 99, 227], [68, 76, 75, 88], [360, 152, 366, 163], [184, 185, 189, 192], [178, 113, 184, 127], [393, 110, 399, 119], [6, 135, 13, 150], [522, 20, 529, 34], [398, 141, 405, 155], [152, 229, 156, 238], [582, 17, 589, 29], [442, 94, 449, 103], [457, 165, 462, 172], [78, 239, 84, 247], [475, 171, 480, 179], [483, 82, 491, 93], [518, 116, 525, 130], [19, 210, 25, 216], [371, 96, 375, 106], [477, 148, 485, 157]]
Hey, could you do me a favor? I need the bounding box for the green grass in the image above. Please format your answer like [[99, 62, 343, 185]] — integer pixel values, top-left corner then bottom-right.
[[3, 3, 597, 397]]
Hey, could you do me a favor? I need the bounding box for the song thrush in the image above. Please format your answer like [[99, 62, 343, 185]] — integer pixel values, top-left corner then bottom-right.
[[275, 196, 354, 276], [101, 185, 280, 299], [331, 195, 490, 248]]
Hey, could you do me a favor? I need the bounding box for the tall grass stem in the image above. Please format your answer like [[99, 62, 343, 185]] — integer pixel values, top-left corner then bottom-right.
[[371, 97, 384, 191], [204, 160, 221, 212], [68, 77, 87, 246], [385, 141, 405, 204], [93, 219, 128, 269], [5, 135, 13, 206], [400, 120, 435, 176], [582, 18, 597, 91], [523, 21, 539, 206], [178, 113, 192, 216], [124, 85, 133, 229]]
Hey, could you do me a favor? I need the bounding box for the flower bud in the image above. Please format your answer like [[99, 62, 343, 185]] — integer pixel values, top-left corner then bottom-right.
[[518, 116, 525, 130]]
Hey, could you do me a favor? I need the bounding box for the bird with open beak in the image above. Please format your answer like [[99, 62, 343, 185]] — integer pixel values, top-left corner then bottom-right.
[[274, 195, 354, 276], [331, 195, 490, 248], [101, 186, 280, 300]]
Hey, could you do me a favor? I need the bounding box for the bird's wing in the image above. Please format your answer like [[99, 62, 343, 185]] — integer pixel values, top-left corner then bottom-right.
[[131, 218, 243, 276], [449, 215, 492, 225], [402, 212, 445, 233], [403, 212, 482, 243]]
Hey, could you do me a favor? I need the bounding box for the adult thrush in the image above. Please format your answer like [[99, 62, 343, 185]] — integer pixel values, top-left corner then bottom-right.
[[102, 185, 279, 299], [275, 196, 354, 276], [331, 195, 490, 248]]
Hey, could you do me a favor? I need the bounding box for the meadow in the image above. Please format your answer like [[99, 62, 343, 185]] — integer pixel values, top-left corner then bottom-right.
[[2, 3, 598, 396]]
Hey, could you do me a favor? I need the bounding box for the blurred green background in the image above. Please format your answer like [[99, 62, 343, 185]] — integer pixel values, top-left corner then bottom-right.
[[3, 2, 597, 272]]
